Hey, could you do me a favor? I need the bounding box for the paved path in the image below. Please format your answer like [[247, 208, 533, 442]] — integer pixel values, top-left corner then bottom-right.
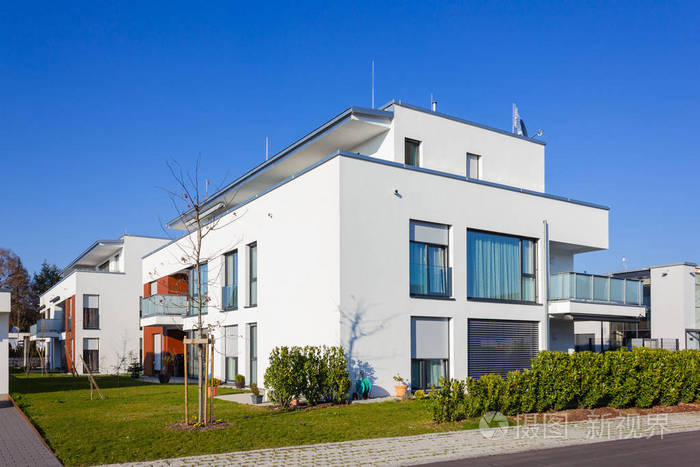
[[0, 400, 61, 467], [107, 411, 700, 466]]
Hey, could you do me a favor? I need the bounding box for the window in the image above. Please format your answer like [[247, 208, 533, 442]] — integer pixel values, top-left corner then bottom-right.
[[467, 153, 481, 179], [248, 323, 258, 385], [248, 243, 257, 307], [150, 280, 158, 296], [410, 221, 450, 297], [410, 317, 449, 390], [404, 138, 420, 166], [83, 338, 99, 373], [186, 330, 198, 378], [188, 263, 208, 315], [82, 295, 99, 329], [98, 260, 109, 271], [467, 230, 537, 302], [223, 250, 238, 310], [113, 254, 120, 272], [224, 325, 238, 382]]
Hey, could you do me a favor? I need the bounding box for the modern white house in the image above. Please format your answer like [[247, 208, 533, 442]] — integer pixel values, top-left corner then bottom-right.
[[31, 235, 169, 374], [141, 101, 646, 396], [575, 262, 699, 350], [1, 288, 10, 399]]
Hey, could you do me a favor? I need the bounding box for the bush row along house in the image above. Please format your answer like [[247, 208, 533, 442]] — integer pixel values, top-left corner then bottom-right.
[[31, 100, 693, 396]]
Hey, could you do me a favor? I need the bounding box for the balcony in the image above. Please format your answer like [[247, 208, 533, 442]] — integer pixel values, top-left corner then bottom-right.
[[30, 319, 64, 338], [549, 272, 646, 321], [140, 294, 188, 318], [550, 272, 643, 306]]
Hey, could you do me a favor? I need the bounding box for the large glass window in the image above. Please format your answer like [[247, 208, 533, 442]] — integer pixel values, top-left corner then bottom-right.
[[405, 138, 420, 166], [410, 317, 449, 390], [223, 250, 238, 310], [188, 263, 208, 315], [248, 323, 258, 385], [467, 230, 537, 302], [83, 338, 99, 373], [248, 243, 257, 307], [409, 221, 450, 297], [82, 295, 99, 329], [224, 325, 238, 382]]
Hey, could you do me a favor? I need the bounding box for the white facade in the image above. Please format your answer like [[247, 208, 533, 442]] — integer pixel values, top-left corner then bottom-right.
[[0, 289, 10, 399], [142, 102, 643, 395], [34, 235, 169, 374]]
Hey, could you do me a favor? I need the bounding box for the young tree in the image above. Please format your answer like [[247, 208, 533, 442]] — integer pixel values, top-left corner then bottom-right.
[[32, 261, 62, 296], [160, 159, 233, 424], [0, 248, 37, 331]]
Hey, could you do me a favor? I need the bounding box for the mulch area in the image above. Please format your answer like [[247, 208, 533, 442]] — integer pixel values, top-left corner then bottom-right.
[[512, 402, 700, 424]]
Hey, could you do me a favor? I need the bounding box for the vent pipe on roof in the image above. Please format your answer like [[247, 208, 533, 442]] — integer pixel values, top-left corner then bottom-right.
[[431, 94, 437, 112]]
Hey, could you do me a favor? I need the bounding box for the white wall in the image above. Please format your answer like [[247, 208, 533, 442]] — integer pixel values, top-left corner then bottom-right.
[[143, 159, 343, 386], [379, 104, 546, 192], [337, 155, 608, 394], [650, 264, 696, 349], [0, 290, 10, 398]]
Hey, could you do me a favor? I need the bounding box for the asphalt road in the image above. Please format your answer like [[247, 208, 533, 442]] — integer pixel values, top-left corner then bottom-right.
[[425, 429, 700, 467]]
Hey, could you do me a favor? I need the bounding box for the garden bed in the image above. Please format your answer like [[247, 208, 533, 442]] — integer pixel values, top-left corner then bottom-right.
[[513, 402, 700, 424]]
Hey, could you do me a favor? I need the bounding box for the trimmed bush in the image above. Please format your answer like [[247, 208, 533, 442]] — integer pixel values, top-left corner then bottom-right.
[[429, 378, 467, 423], [429, 348, 700, 423], [413, 389, 426, 400], [264, 345, 350, 408]]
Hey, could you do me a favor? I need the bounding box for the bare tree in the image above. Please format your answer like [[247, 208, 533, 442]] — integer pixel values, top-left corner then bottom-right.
[[159, 158, 238, 424]]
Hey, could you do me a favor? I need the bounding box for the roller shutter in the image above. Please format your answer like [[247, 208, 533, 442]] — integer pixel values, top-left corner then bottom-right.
[[468, 319, 538, 378]]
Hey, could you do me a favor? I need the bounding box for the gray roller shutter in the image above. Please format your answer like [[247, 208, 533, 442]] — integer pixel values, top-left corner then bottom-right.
[[468, 319, 538, 378]]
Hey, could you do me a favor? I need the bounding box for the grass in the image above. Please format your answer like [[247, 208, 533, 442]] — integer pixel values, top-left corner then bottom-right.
[[10, 371, 481, 466]]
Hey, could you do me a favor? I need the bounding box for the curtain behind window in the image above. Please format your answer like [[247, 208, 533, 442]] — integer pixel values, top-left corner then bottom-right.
[[468, 231, 521, 300], [410, 243, 428, 294]]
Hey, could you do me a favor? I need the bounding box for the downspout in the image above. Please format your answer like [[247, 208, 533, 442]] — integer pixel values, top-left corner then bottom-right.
[[543, 220, 550, 351]]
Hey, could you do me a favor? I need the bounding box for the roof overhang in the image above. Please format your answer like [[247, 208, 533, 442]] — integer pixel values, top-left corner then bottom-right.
[[168, 106, 393, 230], [62, 240, 123, 273]]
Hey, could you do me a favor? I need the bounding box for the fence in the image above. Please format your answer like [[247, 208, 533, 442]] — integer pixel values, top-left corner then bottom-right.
[[630, 338, 679, 351]]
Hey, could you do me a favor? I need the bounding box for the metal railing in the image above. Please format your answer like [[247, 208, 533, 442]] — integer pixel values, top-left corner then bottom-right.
[[30, 318, 64, 336], [550, 272, 643, 306], [140, 294, 189, 318]]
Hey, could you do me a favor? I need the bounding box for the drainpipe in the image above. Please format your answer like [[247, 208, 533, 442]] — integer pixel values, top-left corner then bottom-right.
[[543, 220, 550, 351]]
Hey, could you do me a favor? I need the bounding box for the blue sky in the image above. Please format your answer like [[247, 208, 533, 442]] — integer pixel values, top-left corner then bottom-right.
[[1, 1, 698, 275]]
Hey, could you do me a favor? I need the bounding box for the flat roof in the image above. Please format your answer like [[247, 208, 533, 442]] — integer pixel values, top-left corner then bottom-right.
[[610, 261, 698, 276]]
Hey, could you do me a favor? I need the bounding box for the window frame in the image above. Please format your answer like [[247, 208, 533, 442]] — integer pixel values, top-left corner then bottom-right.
[[248, 242, 258, 307], [467, 153, 481, 180], [83, 338, 99, 373], [82, 294, 99, 330], [409, 240, 451, 299], [466, 228, 539, 304], [223, 250, 238, 311], [248, 323, 258, 385], [188, 263, 209, 316], [404, 138, 421, 166]]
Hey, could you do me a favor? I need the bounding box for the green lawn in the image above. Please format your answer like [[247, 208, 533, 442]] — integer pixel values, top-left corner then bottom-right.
[[10, 372, 480, 466]]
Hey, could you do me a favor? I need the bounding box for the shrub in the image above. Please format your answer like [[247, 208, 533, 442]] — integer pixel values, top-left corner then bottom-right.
[[264, 345, 350, 408], [413, 390, 426, 400], [429, 378, 466, 423], [429, 348, 700, 423], [234, 374, 245, 388]]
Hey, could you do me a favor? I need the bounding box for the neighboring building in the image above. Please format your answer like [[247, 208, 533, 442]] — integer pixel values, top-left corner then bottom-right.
[[141, 101, 645, 395], [1, 288, 10, 399], [31, 235, 169, 374], [576, 262, 699, 350]]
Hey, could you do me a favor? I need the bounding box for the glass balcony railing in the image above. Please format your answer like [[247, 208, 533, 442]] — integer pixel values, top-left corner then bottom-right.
[[30, 318, 64, 336], [550, 272, 643, 306], [222, 285, 238, 310], [140, 294, 188, 318]]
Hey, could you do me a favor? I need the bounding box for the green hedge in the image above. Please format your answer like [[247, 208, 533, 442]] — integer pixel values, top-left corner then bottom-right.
[[263, 345, 351, 408], [430, 348, 700, 422]]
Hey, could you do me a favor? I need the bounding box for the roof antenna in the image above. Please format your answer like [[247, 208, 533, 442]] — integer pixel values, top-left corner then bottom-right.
[[371, 60, 375, 108], [265, 137, 269, 161]]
